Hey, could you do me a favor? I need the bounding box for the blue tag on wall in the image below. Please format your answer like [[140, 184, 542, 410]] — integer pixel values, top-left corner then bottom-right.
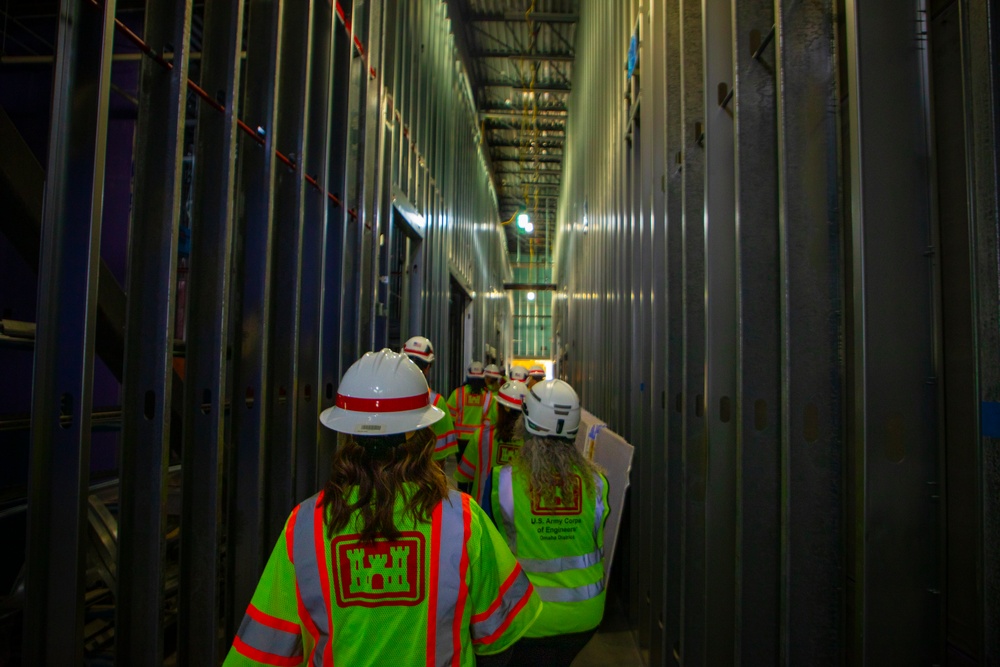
[[982, 401, 1000, 438], [627, 33, 638, 79]]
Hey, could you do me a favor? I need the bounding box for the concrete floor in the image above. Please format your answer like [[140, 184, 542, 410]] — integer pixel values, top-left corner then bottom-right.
[[572, 596, 645, 667]]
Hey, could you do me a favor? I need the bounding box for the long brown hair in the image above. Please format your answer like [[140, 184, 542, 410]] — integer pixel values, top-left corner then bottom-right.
[[321, 427, 449, 543], [495, 404, 522, 442], [514, 435, 603, 506]]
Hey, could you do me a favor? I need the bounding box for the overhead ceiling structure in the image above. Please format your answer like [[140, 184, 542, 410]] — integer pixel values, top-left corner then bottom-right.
[[446, 0, 578, 261]]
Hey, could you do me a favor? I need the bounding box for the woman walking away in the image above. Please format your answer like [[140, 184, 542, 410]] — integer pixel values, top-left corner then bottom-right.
[[223, 349, 541, 666], [456, 380, 528, 505], [490, 379, 609, 667]]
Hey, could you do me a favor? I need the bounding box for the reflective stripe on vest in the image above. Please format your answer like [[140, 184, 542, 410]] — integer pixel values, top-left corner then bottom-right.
[[291, 495, 333, 667], [535, 580, 605, 603], [517, 548, 603, 574], [233, 603, 303, 666], [497, 466, 517, 555], [469, 564, 534, 645], [593, 474, 606, 543], [474, 426, 495, 504], [428, 490, 471, 667]]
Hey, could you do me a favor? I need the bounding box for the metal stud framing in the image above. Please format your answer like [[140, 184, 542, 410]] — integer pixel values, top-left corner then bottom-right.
[[178, 0, 246, 662], [116, 0, 193, 661], [7, 0, 510, 658], [7, 0, 1000, 661], [23, 1, 117, 663], [555, 0, 1000, 664]]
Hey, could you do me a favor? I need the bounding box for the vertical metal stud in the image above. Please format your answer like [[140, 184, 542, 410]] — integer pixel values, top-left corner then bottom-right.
[[844, 0, 942, 661], [679, 0, 707, 661], [959, 0, 1000, 661], [178, 0, 246, 662], [774, 0, 844, 661], [702, 0, 738, 662], [662, 0, 686, 660], [117, 0, 193, 663], [733, 2, 780, 663], [228, 0, 284, 622], [265, 0, 313, 546], [295, 0, 336, 501], [24, 1, 117, 663]]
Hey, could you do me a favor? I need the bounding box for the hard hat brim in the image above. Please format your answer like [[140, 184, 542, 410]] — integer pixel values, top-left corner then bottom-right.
[[319, 403, 445, 436]]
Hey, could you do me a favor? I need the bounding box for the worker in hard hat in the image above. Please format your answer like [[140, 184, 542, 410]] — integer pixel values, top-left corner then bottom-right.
[[487, 379, 609, 666], [402, 335, 458, 463], [508, 365, 529, 383], [526, 364, 546, 389], [224, 349, 542, 666], [484, 364, 503, 394], [455, 380, 528, 505], [446, 361, 495, 469]]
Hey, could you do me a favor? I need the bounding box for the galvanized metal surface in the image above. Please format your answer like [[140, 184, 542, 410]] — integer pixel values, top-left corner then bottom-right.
[[177, 1, 245, 662], [116, 0, 193, 661], [23, 1, 118, 663], [228, 0, 283, 625], [844, 0, 942, 661], [732, 2, 780, 662]]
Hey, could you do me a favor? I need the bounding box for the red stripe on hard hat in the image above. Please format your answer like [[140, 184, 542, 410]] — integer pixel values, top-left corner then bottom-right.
[[498, 391, 522, 406], [404, 347, 431, 357], [335, 393, 429, 412]]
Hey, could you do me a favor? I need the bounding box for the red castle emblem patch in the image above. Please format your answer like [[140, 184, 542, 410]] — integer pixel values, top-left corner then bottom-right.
[[531, 474, 583, 516], [495, 441, 521, 466], [332, 533, 425, 607]]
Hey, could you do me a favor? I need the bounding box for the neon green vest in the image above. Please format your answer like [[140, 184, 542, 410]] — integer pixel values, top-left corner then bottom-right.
[[429, 391, 457, 460], [447, 386, 495, 439], [223, 486, 542, 666], [456, 423, 524, 506], [491, 465, 610, 637]]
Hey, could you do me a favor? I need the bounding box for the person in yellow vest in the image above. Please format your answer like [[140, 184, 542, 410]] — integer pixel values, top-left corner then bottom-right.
[[508, 366, 529, 383], [526, 364, 546, 389], [223, 349, 541, 666], [402, 335, 458, 463], [487, 379, 609, 666], [484, 364, 503, 394], [446, 362, 495, 468], [456, 380, 528, 505]]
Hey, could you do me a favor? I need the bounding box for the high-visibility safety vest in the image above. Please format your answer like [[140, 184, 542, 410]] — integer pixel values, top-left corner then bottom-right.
[[429, 391, 458, 460], [446, 387, 496, 440], [456, 423, 524, 506], [224, 486, 542, 666], [491, 465, 610, 638]]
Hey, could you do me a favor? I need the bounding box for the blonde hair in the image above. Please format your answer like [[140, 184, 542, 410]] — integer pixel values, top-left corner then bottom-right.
[[513, 433, 603, 506]]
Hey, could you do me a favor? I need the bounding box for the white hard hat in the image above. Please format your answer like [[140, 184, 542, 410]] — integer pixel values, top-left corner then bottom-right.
[[467, 361, 485, 379], [523, 379, 581, 439], [496, 381, 528, 410], [484, 364, 502, 379], [509, 366, 529, 382], [402, 336, 435, 364], [320, 349, 444, 435], [528, 363, 546, 379]]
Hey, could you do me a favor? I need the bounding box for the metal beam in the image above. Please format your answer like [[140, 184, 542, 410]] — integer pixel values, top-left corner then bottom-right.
[[177, 0, 245, 662], [116, 0, 193, 662], [504, 282, 557, 291], [492, 85, 572, 94], [474, 51, 575, 62], [480, 108, 568, 119], [471, 12, 579, 23], [23, 0, 117, 663]]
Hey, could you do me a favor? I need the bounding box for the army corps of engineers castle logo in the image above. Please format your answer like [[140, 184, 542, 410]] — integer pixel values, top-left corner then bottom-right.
[[332, 533, 425, 607], [530, 474, 583, 516]]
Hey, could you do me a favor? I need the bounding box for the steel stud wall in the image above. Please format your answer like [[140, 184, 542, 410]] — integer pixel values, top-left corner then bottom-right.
[[4, 0, 510, 662], [554, 0, 1000, 664]]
